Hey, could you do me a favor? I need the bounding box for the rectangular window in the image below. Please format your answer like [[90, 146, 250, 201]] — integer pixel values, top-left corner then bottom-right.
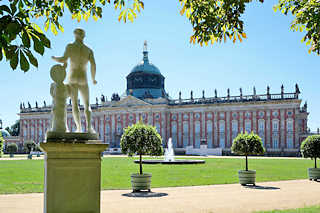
[[219, 136, 225, 148], [258, 120, 265, 131], [287, 121, 293, 132], [272, 121, 279, 131], [287, 135, 293, 148], [273, 137, 279, 148], [245, 120, 251, 133]]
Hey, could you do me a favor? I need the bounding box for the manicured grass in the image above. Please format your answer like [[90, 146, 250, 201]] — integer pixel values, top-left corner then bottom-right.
[[0, 157, 314, 194], [255, 205, 320, 213]]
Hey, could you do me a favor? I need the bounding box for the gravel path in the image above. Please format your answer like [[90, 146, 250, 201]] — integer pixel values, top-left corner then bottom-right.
[[1, 180, 319, 213]]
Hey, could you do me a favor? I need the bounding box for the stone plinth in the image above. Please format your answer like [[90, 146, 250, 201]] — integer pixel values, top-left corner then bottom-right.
[[40, 140, 108, 213]]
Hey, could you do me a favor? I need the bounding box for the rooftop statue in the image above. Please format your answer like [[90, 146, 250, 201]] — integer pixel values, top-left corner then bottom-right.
[[52, 28, 97, 133]]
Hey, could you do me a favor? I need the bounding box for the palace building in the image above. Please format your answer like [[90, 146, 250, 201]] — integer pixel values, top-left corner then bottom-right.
[[18, 42, 309, 156]]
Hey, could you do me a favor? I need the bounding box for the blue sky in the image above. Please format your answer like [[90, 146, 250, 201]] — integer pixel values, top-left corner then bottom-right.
[[0, 0, 319, 131]]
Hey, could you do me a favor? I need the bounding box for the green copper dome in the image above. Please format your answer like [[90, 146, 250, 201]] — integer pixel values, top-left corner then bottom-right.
[[130, 50, 161, 74], [126, 41, 167, 99]]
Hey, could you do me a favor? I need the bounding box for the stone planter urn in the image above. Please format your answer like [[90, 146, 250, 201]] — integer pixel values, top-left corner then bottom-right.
[[238, 170, 256, 186], [27, 154, 32, 159], [131, 173, 152, 192], [308, 168, 320, 181], [9, 153, 14, 158], [37, 153, 40, 157]]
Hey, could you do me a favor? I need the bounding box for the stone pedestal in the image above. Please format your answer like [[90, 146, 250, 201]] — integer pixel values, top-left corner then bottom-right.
[[40, 140, 108, 213], [200, 144, 208, 156]]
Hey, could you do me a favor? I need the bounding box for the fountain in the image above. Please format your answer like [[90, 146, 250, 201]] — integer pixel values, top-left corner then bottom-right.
[[134, 138, 205, 165], [164, 138, 175, 162]]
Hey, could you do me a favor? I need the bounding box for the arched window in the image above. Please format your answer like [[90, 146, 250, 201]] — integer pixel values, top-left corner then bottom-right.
[[206, 120, 213, 148], [232, 120, 238, 140], [194, 121, 201, 148], [172, 122, 178, 148], [219, 120, 225, 148], [183, 122, 189, 147]]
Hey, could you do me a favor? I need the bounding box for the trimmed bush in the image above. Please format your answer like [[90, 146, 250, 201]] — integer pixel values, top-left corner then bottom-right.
[[23, 140, 36, 154], [231, 132, 265, 171], [301, 135, 320, 168], [0, 132, 4, 158], [34, 144, 41, 152], [120, 122, 163, 175], [7, 143, 18, 154]]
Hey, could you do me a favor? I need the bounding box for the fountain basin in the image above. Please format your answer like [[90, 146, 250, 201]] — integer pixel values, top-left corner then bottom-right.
[[134, 159, 205, 164]]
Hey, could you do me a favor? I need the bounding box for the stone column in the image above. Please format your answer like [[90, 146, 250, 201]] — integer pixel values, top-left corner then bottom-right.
[[40, 140, 108, 213]]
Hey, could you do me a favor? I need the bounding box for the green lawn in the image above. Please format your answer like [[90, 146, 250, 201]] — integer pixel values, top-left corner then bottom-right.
[[255, 205, 320, 213], [0, 157, 314, 194]]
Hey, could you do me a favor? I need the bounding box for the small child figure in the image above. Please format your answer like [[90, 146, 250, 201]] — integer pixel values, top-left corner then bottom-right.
[[50, 64, 69, 133]]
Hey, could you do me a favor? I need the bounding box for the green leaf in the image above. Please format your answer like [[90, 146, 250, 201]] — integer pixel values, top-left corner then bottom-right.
[[44, 20, 50, 32], [0, 49, 2, 61], [51, 23, 58, 35], [22, 30, 30, 48], [10, 2, 17, 15], [10, 51, 19, 70], [26, 51, 38, 68], [7, 22, 20, 34], [31, 23, 44, 34], [20, 51, 30, 72], [38, 34, 51, 48], [32, 36, 44, 55], [5, 45, 17, 60], [0, 5, 11, 14]]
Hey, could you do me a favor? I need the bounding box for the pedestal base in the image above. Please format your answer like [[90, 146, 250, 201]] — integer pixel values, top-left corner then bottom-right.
[[40, 140, 108, 213]]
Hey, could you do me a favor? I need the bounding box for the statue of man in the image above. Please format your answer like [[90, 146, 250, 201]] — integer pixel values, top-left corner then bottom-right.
[[52, 28, 97, 133]]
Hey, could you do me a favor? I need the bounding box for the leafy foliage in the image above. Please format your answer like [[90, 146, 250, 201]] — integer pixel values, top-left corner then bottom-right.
[[0, 131, 4, 157], [231, 132, 265, 171], [1, 0, 144, 72], [301, 135, 320, 160], [23, 140, 36, 153], [275, 0, 320, 54], [34, 144, 41, 152], [231, 132, 265, 156], [179, 0, 264, 46], [121, 122, 163, 174], [6, 143, 18, 154], [120, 122, 163, 156]]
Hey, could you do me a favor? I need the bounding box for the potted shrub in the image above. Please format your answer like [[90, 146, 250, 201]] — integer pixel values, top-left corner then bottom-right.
[[24, 140, 35, 159], [34, 144, 41, 157], [120, 122, 163, 192], [300, 135, 320, 181], [231, 132, 265, 186], [7, 143, 18, 158]]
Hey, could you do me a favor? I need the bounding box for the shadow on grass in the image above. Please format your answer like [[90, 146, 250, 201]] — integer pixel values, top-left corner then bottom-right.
[[122, 191, 168, 198], [244, 185, 280, 190]]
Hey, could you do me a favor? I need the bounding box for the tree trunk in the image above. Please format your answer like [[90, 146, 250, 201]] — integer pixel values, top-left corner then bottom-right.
[[315, 157, 317, 169], [245, 155, 248, 171], [139, 154, 143, 175]]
